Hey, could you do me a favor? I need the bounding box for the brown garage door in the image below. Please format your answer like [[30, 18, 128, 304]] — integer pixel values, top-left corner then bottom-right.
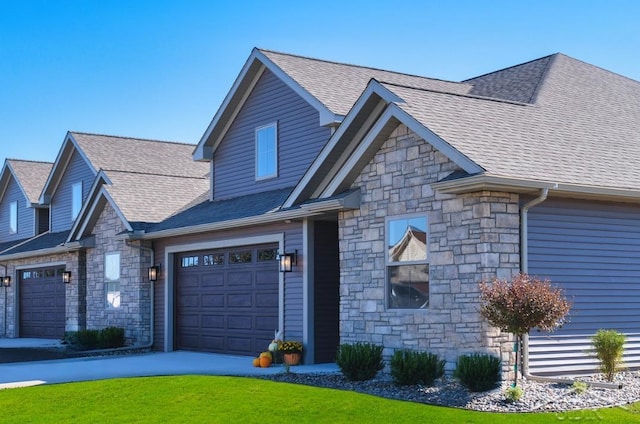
[[175, 244, 279, 356], [20, 266, 66, 339]]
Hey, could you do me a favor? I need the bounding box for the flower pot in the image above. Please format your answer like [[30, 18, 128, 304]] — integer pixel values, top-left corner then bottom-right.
[[283, 352, 301, 366]]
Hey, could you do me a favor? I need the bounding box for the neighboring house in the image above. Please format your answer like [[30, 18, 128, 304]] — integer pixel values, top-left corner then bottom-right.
[[1, 49, 638, 379], [0, 132, 209, 343]]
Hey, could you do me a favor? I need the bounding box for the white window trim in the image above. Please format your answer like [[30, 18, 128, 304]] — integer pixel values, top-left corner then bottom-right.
[[71, 181, 83, 220], [9, 201, 17, 234], [255, 122, 278, 181], [385, 213, 430, 310]]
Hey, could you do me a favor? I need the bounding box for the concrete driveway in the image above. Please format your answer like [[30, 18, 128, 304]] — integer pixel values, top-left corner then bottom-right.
[[0, 339, 338, 389]]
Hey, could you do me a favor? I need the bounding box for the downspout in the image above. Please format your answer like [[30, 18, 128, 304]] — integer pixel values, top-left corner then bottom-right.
[[0, 264, 8, 337], [520, 189, 621, 389]]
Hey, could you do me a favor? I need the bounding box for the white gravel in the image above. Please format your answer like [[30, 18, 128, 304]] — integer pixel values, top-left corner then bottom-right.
[[261, 371, 640, 413]]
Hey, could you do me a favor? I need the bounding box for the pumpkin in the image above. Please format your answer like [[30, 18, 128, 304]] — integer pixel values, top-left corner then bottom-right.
[[259, 351, 272, 360], [252, 357, 261, 367], [259, 356, 272, 368]]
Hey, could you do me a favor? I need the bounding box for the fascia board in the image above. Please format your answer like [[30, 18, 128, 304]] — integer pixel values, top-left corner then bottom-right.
[[283, 81, 401, 208], [38, 132, 97, 204]]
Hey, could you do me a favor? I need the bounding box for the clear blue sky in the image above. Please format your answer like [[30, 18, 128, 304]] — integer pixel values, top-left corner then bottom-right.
[[1, 0, 638, 165]]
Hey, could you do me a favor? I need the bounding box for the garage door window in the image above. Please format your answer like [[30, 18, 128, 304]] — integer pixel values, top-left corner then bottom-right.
[[105, 253, 121, 308], [203, 253, 224, 266], [386, 215, 429, 309], [229, 250, 252, 264]]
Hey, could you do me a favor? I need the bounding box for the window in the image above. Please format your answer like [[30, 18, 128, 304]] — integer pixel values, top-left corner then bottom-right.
[[203, 253, 224, 266], [105, 253, 121, 308], [9, 201, 17, 233], [71, 182, 82, 220], [229, 250, 252, 264], [255, 123, 277, 180], [181, 256, 199, 267], [386, 215, 429, 309]]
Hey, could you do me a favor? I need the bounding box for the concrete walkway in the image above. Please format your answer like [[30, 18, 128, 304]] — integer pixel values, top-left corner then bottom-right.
[[0, 339, 339, 389]]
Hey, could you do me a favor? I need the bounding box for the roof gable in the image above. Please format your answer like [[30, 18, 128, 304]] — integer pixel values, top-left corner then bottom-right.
[[0, 159, 52, 207]]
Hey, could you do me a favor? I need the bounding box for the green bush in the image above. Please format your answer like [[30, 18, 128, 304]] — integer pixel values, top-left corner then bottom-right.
[[75, 329, 101, 349], [98, 326, 125, 349], [390, 350, 445, 386], [504, 385, 523, 402], [65, 327, 125, 350], [453, 353, 501, 392], [572, 381, 588, 395], [335, 343, 384, 381], [592, 329, 625, 381]]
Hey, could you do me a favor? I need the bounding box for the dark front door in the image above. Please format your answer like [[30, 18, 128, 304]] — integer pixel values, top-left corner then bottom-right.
[[175, 244, 279, 356], [19, 266, 66, 338]]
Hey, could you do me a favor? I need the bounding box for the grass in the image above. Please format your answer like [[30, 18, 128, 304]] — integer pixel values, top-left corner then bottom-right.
[[0, 376, 640, 423]]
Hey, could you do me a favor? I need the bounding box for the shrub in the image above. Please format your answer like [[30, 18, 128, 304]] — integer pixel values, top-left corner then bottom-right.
[[98, 326, 125, 349], [504, 385, 523, 402], [335, 343, 384, 381], [572, 381, 588, 395], [453, 354, 501, 392], [75, 329, 101, 349], [592, 329, 625, 381], [479, 273, 571, 386], [390, 350, 445, 386]]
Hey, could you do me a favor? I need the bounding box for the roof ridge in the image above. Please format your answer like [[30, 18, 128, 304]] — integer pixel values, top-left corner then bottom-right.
[[258, 48, 467, 87], [462, 53, 558, 83], [102, 169, 209, 180], [69, 131, 196, 147], [553, 53, 640, 84], [379, 80, 531, 107], [6, 158, 54, 165]]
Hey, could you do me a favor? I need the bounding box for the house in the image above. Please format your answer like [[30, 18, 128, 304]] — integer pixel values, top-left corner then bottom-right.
[[0, 132, 208, 343], [1, 49, 638, 379]]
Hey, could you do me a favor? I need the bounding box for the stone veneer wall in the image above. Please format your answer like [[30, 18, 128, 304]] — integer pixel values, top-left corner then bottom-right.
[[1, 252, 79, 337], [338, 124, 521, 376], [86, 202, 152, 345]]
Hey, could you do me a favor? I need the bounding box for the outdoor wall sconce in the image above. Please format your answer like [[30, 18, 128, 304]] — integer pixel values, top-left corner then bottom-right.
[[62, 271, 72, 284], [2, 276, 10, 287], [278, 250, 297, 273], [148, 265, 160, 282]]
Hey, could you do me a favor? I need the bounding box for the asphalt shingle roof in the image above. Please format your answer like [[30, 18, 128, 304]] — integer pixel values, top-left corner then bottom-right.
[[147, 187, 293, 233], [6, 159, 53, 203], [0, 231, 70, 256], [380, 53, 640, 189], [71, 132, 209, 179], [260, 49, 473, 117]]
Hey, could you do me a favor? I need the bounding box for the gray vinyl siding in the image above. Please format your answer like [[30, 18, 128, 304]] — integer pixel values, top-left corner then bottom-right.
[[214, 69, 331, 200], [0, 176, 35, 242], [152, 222, 304, 353], [50, 150, 95, 232], [527, 199, 640, 375]]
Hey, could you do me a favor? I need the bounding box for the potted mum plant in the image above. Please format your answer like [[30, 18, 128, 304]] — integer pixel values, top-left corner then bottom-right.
[[279, 340, 303, 365]]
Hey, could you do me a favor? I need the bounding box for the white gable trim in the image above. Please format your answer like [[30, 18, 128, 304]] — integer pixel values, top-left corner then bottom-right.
[[319, 103, 483, 199], [193, 48, 339, 162], [283, 80, 403, 208]]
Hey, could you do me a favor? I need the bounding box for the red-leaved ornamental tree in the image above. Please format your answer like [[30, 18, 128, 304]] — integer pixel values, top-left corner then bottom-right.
[[479, 273, 571, 386]]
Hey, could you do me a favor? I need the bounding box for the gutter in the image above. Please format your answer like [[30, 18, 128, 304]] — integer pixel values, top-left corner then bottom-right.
[[519, 188, 622, 389]]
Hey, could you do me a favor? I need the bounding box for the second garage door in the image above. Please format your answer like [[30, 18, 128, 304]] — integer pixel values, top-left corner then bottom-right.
[[19, 265, 66, 339], [175, 244, 279, 356]]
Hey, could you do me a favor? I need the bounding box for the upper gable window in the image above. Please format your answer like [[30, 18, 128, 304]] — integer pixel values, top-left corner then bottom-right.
[[71, 182, 82, 220], [255, 122, 278, 180], [9, 201, 17, 234]]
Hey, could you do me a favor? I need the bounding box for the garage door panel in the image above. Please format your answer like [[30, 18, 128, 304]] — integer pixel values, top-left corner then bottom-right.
[[228, 293, 252, 308], [201, 314, 224, 328], [227, 271, 253, 286], [178, 314, 199, 328], [202, 294, 224, 307], [176, 244, 279, 356], [255, 292, 278, 307], [201, 273, 224, 287]]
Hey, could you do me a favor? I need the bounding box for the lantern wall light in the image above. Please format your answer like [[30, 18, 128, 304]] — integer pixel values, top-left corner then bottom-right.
[[62, 271, 72, 284], [278, 250, 297, 273], [148, 265, 160, 282], [2, 276, 10, 287]]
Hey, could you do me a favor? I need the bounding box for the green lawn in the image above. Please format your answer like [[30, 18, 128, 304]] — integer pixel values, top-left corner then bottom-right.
[[1, 376, 639, 423]]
